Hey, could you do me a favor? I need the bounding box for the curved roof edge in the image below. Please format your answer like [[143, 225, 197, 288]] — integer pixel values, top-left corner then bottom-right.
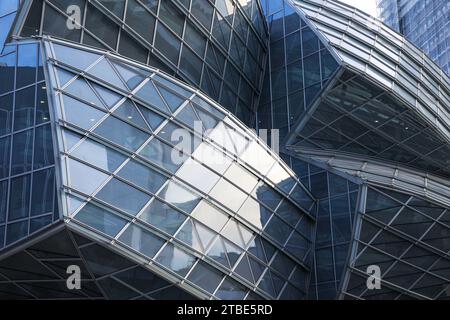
[[298, 150, 450, 208], [292, 0, 450, 141]]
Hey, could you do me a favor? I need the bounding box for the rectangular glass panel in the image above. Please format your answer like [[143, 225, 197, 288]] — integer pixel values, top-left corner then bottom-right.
[[96, 178, 151, 215], [118, 223, 165, 258]]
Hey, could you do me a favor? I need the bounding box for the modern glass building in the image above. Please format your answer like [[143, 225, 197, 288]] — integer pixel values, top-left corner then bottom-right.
[[0, 0, 449, 300], [377, 0, 449, 75]]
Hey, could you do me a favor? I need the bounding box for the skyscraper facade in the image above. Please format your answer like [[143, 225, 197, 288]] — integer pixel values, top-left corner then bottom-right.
[[0, 0, 449, 300], [377, 0, 449, 75]]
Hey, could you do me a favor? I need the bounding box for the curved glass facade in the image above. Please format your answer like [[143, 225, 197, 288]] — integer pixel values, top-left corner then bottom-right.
[[0, 0, 449, 300], [16, 0, 268, 126], [43, 39, 315, 299]]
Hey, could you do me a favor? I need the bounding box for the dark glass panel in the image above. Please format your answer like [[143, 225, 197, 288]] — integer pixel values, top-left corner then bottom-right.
[[9, 174, 31, 221], [11, 129, 33, 175], [31, 168, 54, 216], [125, 0, 155, 44], [16, 43, 37, 89], [85, 3, 119, 49], [14, 85, 35, 131], [34, 124, 54, 169]]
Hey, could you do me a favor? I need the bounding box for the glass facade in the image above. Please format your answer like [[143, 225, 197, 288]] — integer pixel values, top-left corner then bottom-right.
[[0, 0, 448, 300], [377, 0, 449, 75], [0, 39, 58, 250], [44, 39, 315, 300], [16, 0, 268, 127], [257, 0, 339, 141]]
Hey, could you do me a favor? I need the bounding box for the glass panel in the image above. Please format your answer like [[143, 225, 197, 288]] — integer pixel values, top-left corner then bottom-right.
[[187, 261, 223, 294], [67, 158, 109, 195], [113, 100, 149, 130], [11, 129, 33, 175], [216, 277, 247, 300], [63, 77, 105, 109], [157, 181, 200, 213], [237, 197, 272, 229], [0, 93, 13, 136], [36, 83, 50, 124], [159, 0, 184, 36], [156, 243, 196, 277], [192, 142, 232, 174], [135, 80, 170, 114], [43, 6, 81, 43], [33, 124, 54, 169], [0, 181, 7, 223], [191, 201, 229, 232], [96, 178, 151, 215], [9, 174, 31, 221], [6, 220, 28, 245], [16, 43, 37, 89], [139, 198, 186, 235], [157, 85, 185, 112], [118, 224, 165, 258], [94, 116, 149, 151], [62, 94, 106, 130], [265, 215, 291, 245], [191, 0, 214, 30], [139, 138, 187, 173], [31, 168, 54, 216], [111, 60, 147, 90], [252, 182, 282, 210], [52, 44, 101, 72], [0, 136, 10, 179], [117, 159, 166, 194], [125, 0, 155, 43], [86, 58, 127, 91], [209, 178, 248, 212], [154, 24, 180, 65], [224, 163, 258, 193], [74, 203, 127, 237], [137, 103, 165, 130], [176, 158, 220, 194], [85, 3, 119, 49], [71, 138, 126, 172], [14, 85, 35, 131]]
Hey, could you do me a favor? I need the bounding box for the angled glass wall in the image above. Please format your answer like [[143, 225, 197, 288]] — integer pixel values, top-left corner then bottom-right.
[[341, 185, 450, 300], [283, 155, 360, 299], [0, 41, 58, 251], [257, 0, 339, 142], [15, 0, 269, 126], [43, 39, 316, 300]]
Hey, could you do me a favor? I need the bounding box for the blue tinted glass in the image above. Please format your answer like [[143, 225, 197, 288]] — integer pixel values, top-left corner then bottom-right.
[[118, 224, 165, 258], [11, 129, 33, 175], [30, 215, 53, 233], [0, 180, 7, 223], [16, 43, 38, 88], [96, 178, 151, 215], [0, 13, 16, 49], [94, 116, 149, 151], [0, 93, 13, 135], [34, 124, 54, 169], [0, 50, 16, 95], [139, 198, 186, 235], [31, 168, 54, 216], [75, 203, 127, 237], [117, 160, 166, 194], [9, 174, 31, 221], [6, 220, 28, 245], [0, 136, 11, 179], [14, 85, 36, 131]]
